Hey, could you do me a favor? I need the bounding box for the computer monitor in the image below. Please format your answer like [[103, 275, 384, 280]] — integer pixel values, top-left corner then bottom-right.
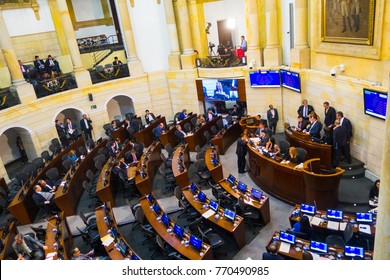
[[224, 208, 236, 221], [345, 246, 364, 259], [190, 235, 202, 250], [109, 226, 118, 239], [153, 203, 161, 215], [198, 191, 207, 203], [326, 209, 343, 221], [227, 174, 236, 186], [355, 212, 373, 223], [147, 193, 154, 204], [237, 181, 247, 193], [279, 231, 296, 245], [212, 157, 218, 166], [301, 203, 316, 215], [131, 253, 140, 260], [310, 241, 328, 254], [173, 224, 184, 238], [190, 182, 197, 194], [118, 239, 128, 256], [161, 213, 170, 227], [251, 189, 262, 200], [209, 200, 219, 212]]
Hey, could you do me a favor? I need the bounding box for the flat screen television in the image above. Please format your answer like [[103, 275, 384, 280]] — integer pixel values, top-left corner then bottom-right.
[[198, 191, 207, 203], [280, 69, 301, 93], [224, 208, 236, 221], [227, 174, 236, 186], [131, 253, 140, 260], [190, 182, 197, 194], [251, 189, 262, 200], [249, 70, 280, 88], [363, 88, 387, 120], [310, 241, 328, 254], [279, 231, 296, 245], [190, 235, 202, 250], [327, 209, 343, 221], [237, 181, 247, 193], [161, 213, 170, 227], [153, 203, 160, 215], [209, 200, 219, 212], [345, 246, 364, 259], [118, 239, 128, 256], [147, 193, 154, 204], [202, 79, 239, 101], [301, 203, 316, 215], [355, 212, 373, 223], [173, 224, 184, 238]]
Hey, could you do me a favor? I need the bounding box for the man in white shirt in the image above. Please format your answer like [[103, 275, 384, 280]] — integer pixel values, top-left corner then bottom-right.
[[80, 114, 93, 140]]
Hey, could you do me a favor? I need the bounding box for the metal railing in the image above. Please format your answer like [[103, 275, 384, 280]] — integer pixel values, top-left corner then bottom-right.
[[89, 64, 130, 85], [0, 87, 20, 111], [196, 54, 247, 68], [78, 35, 122, 54], [33, 73, 78, 99]]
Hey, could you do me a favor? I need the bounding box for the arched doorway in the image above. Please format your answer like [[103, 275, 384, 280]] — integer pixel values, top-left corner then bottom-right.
[[53, 108, 84, 144], [106, 95, 135, 122], [0, 127, 36, 179]]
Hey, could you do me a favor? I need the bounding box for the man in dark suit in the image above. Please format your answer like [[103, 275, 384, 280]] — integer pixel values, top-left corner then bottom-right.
[[333, 119, 351, 166], [236, 134, 248, 173], [32, 185, 57, 215], [130, 139, 144, 159], [55, 119, 69, 148], [18, 60, 31, 81], [336, 111, 352, 164], [34, 55, 46, 75], [65, 118, 79, 141], [258, 130, 269, 147], [295, 115, 310, 132], [80, 114, 93, 140], [144, 110, 156, 124], [127, 149, 139, 165], [108, 141, 118, 157], [229, 105, 242, 118], [13, 233, 47, 260], [255, 121, 271, 137], [297, 99, 314, 121], [267, 104, 279, 135], [44, 55, 61, 76], [307, 113, 323, 141], [262, 243, 284, 260], [113, 160, 128, 180], [323, 101, 336, 127], [175, 124, 187, 143]]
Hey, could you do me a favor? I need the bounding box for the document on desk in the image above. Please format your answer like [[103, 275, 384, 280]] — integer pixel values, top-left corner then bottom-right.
[[359, 224, 371, 234], [45, 252, 57, 260], [101, 234, 114, 247], [327, 221, 339, 231], [249, 137, 260, 142], [278, 242, 291, 253], [339, 222, 347, 231], [310, 216, 322, 226], [202, 209, 216, 219]]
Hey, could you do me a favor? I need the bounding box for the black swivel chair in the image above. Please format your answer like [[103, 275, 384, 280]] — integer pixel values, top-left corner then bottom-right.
[[32, 157, 45, 170], [325, 223, 353, 248], [198, 226, 226, 257], [236, 196, 262, 234], [194, 159, 213, 186], [279, 140, 290, 158], [41, 150, 52, 162], [295, 147, 307, 162], [45, 167, 63, 186]]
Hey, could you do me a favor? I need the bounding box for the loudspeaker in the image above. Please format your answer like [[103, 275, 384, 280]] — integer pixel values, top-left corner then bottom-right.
[[88, 93, 93, 101]]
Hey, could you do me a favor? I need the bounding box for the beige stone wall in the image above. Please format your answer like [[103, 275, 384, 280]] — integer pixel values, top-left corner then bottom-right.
[[147, 71, 173, 121]]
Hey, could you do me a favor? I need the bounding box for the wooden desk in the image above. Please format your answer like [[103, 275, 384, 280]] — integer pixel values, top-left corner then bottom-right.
[[160, 114, 197, 148], [285, 127, 332, 169], [185, 116, 221, 152], [8, 138, 84, 225], [267, 231, 373, 260], [139, 195, 213, 260], [135, 116, 167, 147], [44, 212, 72, 260], [182, 186, 246, 249], [0, 221, 17, 260], [239, 116, 259, 133], [172, 144, 190, 188], [55, 139, 107, 216], [218, 180, 271, 225], [246, 130, 344, 208], [135, 142, 162, 195], [205, 147, 224, 183], [96, 142, 133, 206], [96, 202, 140, 260], [212, 121, 241, 155]]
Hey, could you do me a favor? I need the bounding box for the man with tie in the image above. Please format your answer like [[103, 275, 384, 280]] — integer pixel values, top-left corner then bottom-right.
[[113, 160, 128, 180], [267, 104, 279, 135], [127, 149, 139, 166], [323, 101, 336, 127], [45, 55, 61, 76], [295, 115, 310, 132], [80, 114, 93, 140], [37, 179, 56, 192], [34, 55, 46, 75], [307, 113, 323, 141], [144, 110, 156, 124], [32, 185, 57, 215], [65, 118, 79, 141], [297, 99, 314, 121], [333, 119, 351, 166], [336, 111, 352, 164], [175, 124, 187, 143], [55, 119, 69, 148], [13, 233, 48, 260], [18, 60, 31, 81]]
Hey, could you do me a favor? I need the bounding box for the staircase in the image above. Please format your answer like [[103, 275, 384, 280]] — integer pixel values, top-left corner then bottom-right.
[[92, 49, 114, 68]]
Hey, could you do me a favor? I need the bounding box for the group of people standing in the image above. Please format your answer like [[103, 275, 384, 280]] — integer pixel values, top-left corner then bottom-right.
[[55, 114, 93, 148]]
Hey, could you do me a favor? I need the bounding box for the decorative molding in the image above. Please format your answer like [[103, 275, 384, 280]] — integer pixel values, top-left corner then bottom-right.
[[0, 0, 40, 20]]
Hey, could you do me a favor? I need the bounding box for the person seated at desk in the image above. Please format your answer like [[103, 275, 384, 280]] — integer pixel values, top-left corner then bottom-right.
[[282, 147, 304, 164], [206, 109, 215, 122], [68, 149, 77, 163], [144, 110, 156, 125], [196, 114, 206, 128], [130, 138, 143, 159], [229, 105, 242, 118], [70, 247, 106, 260], [369, 179, 380, 202], [292, 215, 313, 239], [179, 109, 188, 121], [292, 115, 310, 132], [118, 157, 129, 170], [127, 149, 139, 166], [110, 120, 118, 132], [257, 130, 269, 147], [113, 160, 128, 180], [255, 121, 271, 137], [45, 55, 61, 76], [112, 56, 123, 66], [262, 243, 284, 260], [306, 113, 323, 141], [13, 233, 48, 260], [214, 81, 227, 100], [154, 123, 165, 137], [32, 185, 57, 215], [114, 138, 121, 151], [37, 179, 56, 193], [122, 118, 131, 129], [108, 141, 119, 157], [265, 137, 280, 156], [302, 251, 314, 260], [175, 124, 187, 142]]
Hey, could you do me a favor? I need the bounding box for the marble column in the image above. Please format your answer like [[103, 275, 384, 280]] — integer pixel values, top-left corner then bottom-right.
[[47, 0, 70, 56], [0, 9, 36, 103], [290, 0, 310, 69], [245, 0, 263, 67], [373, 76, 390, 260], [187, 0, 208, 58], [263, 0, 282, 66], [176, 0, 196, 69], [164, 0, 181, 70], [56, 0, 92, 87], [117, 0, 143, 76]]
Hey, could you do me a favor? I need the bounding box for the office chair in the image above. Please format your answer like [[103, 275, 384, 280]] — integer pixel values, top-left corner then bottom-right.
[[32, 157, 45, 170], [165, 143, 174, 158], [194, 159, 213, 186], [41, 150, 53, 162], [226, 115, 233, 125], [82, 180, 100, 208], [98, 147, 109, 160], [15, 172, 29, 187], [203, 130, 212, 146], [198, 226, 226, 257], [134, 207, 152, 231], [325, 223, 353, 248], [23, 163, 36, 178], [125, 198, 142, 231], [183, 123, 192, 133], [216, 119, 224, 130], [94, 154, 106, 166], [117, 171, 139, 198], [86, 138, 95, 150], [140, 224, 158, 248], [79, 210, 97, 230], [49, 144, 59, 155], [152, 127, 159, 141], [210, 184, 235, 209], [211, 125, 218, 136], [159, 165, 176, 194], [62, 158, 73, 171], [30, 225, 46, 243], [76, 226, 101, 248], [86, 169, 98, 187], [236, 196, 262, 234], [278, 140, 290, 158], [51, 138, 61, 148], [296, 147, 307, 162], [78, 146, 87, 156], [61, 154, 68, 162], [151, 235, 183, 260], [45, 167, 63, 186], [174, 186, 199, 220], [94, 160, 103, 174], [160, 153, 172, 169]]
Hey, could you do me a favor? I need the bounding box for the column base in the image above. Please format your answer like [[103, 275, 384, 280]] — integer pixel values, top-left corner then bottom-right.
[[180, 53, 196, 69], [74, 69, 92, 88], [127, 59, 144, 76], [290, 47, 310, 69], [245, 49, 263, 68], [168, 53, 182, 70], [263, 46, 282, 67], [13, 82, 36, 104]]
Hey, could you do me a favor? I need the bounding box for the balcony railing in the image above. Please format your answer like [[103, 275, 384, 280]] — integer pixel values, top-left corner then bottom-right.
[[77, 35, 123, 54], [89, 64, 130, 85], [197, 54, 247, 68], [0, 87, 20, 111], [33, 73, 78, 99]]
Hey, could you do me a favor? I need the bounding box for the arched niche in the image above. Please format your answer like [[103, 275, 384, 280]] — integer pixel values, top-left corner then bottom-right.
[[106, 95, 135, 122]]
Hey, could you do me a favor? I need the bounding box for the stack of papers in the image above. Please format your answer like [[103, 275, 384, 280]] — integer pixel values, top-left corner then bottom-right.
[[278, 242, 291, 253], [310, 216, 322, 226], [359, 224, 372, 234], [101, 234, 114, 247], [327, 221, 339, 231], [202, 209, 215, 219], [339, 222, 347, 231]]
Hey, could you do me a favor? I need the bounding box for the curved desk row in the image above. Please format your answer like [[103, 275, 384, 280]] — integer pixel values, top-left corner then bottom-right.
[[140, 194, 213, 260], [172, 144, 190, 189], [0, 221, 17, 260], [44, 212, 72, 260], [212, 121, 241, 155], [239, 116, 260, 133], [55, 139, 108, 216], [135, 116, 167, 147], [160, 114, 197, 148], [8, 138, 85, 225], [185, 116, 222, 152], [205, 147, 224, 183]]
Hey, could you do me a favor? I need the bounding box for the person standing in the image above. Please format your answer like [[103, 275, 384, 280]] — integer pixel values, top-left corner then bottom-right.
[[297, 99, 314, 121], [65, 118, 79, 141], [323, 101, 336, 127], [267, 104, 279, 135], [16, 136, 28, 163], [240, 35, 247, 52], [333, 119, 351, 167], [336, 111, 352, 164], [236, 133, 248, 173], [80, 114, 93, 140], [55, 119, 69, 148]]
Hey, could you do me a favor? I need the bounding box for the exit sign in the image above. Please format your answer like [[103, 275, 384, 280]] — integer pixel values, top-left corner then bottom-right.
[[91, 105, 97, 109]]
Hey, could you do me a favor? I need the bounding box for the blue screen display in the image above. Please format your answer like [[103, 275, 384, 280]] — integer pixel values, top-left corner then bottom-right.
[[279, 231, 296, 245], [202, 79, 239, 101], [190, 183, 197, 194], [161, 213, 170, 227], [363, 89, 387, 120], [249, 70, 280, 88], [280, 70, 301, 93], [237, 181, 247, 193], [131, 253, 140, 260], [345, 246, 364, 259], [224, 208, 236, 221], [301, 203, 316, 215], [355, 212, 373, 223], [209, 200, 219, 212], [227, 174, 236, 185], [153, 203, 160, 215], [173, 224, 184, 238], [147, 193, 154, 204], [251, 189, 262, 200], [190, 235, 202, 250], [327, 209, 343, 221], [198, 191, 207, 202], [310, 241, 328, 254]]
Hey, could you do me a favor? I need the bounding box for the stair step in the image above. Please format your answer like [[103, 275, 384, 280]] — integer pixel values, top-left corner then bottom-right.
[[339, 158, 365, 170], [341, 168, 365, 179]]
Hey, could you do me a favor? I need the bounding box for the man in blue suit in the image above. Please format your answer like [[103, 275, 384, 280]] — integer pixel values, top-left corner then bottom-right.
[[307, 113, 323, 141], [179, 109, 187, 121], [80, 114, 93, 140]]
